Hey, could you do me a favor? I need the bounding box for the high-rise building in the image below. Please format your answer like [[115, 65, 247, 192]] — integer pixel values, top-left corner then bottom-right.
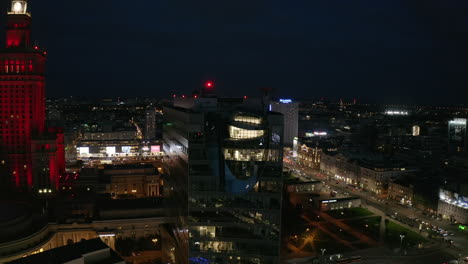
[[145, 108, 163, 140], [162, 93, 284, 264], [448, 118, 467, 154], [0, 0, 64, 191], [269, 99, 298, 147], [145, 108, 157, 139]]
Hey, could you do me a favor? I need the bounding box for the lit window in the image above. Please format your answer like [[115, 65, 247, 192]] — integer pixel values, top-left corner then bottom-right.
[[229, 126, 264, 139]]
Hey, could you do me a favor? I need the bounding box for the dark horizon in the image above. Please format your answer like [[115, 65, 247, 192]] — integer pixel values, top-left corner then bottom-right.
[[2, 0, 468, 104]]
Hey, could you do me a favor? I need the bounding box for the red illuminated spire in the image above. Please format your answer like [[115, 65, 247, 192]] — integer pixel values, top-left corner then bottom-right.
[[0, 0, 64, 192], [6, 1, 31, 48]]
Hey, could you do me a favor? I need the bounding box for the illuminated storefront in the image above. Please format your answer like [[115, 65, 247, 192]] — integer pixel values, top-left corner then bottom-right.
[[438, 189, 468, 224], [77, 141, 163, 159]]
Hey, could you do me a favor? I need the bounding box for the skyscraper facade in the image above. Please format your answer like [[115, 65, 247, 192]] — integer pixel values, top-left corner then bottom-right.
[[163, 95, 284, 264], [448, 118, 467, 154], [270, 99, 298, 147], [0, 0, 64, 191]]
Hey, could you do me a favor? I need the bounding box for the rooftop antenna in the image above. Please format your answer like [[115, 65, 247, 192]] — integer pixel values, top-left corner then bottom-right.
[[259, 87, 273, 114]]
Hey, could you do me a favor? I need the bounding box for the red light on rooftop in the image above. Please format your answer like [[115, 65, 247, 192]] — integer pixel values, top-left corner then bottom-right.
[[205, 81, 214, 88]]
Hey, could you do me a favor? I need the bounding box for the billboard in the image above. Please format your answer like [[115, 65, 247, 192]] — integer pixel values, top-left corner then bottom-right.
[[151, 145, 161, 153], [106, 146, 116, 155], [440, 188, 468, 207], [122, 146, 131, 153], [79, 147, 89, 155]]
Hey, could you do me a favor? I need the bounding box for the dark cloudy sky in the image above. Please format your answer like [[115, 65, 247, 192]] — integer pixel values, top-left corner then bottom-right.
[[1, 0, 468, 104]]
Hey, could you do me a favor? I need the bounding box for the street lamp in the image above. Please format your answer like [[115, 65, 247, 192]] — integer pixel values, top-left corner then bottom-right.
[[399, 234, 405, 249]]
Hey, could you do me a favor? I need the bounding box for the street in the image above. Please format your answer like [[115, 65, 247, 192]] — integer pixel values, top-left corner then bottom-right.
[[284, 159, 468, 262]]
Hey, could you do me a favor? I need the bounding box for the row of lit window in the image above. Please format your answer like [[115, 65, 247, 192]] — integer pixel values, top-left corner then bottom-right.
[[0, 107, 32, 111], [0, 77, 39, 81], [0, 85, 35, 89], [0, 114, 31, 118], [228, 126, 264, 139], [224, 148, 279, 162], [233, 115, 262, 125], [0, 122, 30, 126], [0, 100, 33, 105], [0, 94, 33, 98]]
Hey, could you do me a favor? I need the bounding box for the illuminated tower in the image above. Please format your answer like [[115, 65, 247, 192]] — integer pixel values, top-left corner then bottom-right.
[[0, 0, 63, 191]]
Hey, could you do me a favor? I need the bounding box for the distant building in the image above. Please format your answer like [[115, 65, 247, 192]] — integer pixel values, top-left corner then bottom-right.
[[145, 108, 157, 139], [320, 153, 360, 185], [309, 196, 361, 211], [59, 164, 163, 199], [103, 164, 162, 198], [76, 139, 162, 160], [270, 99, 299, 147], [6, 238, 125, 264], [448, 118, 467, 154], [388, 180, 414, 206], [298, 143, 322, 169], [83, 131, 137, 141], [320, 152, 416, 195]]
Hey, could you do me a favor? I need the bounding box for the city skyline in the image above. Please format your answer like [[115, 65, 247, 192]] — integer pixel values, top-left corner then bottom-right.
[[1, 0, 468, 104], [1, 1, 468, 264]]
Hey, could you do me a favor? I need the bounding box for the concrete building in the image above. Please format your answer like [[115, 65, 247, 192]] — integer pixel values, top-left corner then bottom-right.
[[320, 153, 360, 185], [297, 144, 321, 169], [163, 94, 284, 264], [103, 164, 162, 198], [0, 200, 167, 263], [388, 180, 414, 206], [320, 152, 415, 195], [438, 187, 468, 224], [58, 164, 164, 199], [270, 99, 298, 147]]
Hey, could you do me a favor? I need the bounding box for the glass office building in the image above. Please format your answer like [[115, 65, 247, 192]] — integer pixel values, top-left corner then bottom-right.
[[162, 97, 284, 264]]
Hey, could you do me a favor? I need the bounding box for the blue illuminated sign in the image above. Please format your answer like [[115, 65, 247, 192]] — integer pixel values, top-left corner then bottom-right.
[[190, 257, 210, 264], [279, 99, 292, 103]]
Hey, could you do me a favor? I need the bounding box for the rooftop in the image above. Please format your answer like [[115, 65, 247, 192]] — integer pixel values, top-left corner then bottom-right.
[[7, 238, 124, 264]]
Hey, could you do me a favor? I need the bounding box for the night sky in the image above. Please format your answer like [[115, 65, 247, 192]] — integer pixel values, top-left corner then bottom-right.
[[1, 0, 468, 104]]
